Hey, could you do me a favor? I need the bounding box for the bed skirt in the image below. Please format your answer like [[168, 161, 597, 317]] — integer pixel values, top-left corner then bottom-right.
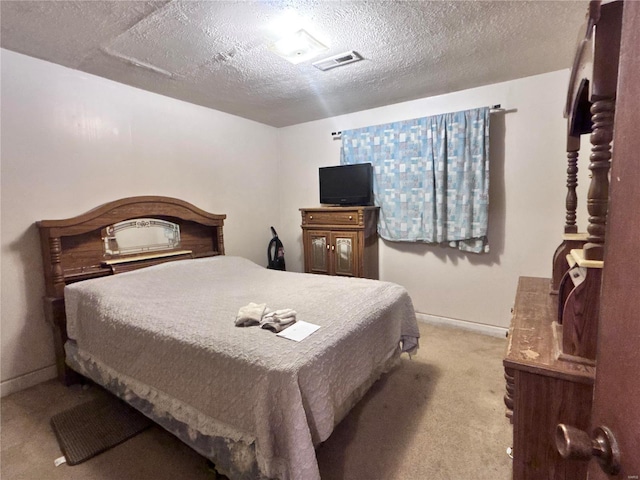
[[65, 340, 401, 480]]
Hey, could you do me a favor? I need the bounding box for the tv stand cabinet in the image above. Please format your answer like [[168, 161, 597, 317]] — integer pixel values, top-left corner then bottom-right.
[[300, 206, 379, 279]]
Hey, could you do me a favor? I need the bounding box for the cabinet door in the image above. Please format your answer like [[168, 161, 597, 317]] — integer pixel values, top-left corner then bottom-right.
[[331, 231, 359, 277], [305, 231, 331, 275]]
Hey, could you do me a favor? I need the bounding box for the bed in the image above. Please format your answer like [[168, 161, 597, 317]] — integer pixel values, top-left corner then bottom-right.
[[37, 196, 420, 480]]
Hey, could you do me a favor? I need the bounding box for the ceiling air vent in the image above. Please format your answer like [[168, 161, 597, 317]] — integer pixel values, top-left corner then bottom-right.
[[313, 51, 363, 71]]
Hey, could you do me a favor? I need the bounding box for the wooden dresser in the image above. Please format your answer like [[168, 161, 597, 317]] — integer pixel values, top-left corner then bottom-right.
[[300, 206, 379, 279], [504, 277, 595, 479]]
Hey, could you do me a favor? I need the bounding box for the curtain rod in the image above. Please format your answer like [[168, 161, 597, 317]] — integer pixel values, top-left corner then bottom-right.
[[331, 104, 507, 139]]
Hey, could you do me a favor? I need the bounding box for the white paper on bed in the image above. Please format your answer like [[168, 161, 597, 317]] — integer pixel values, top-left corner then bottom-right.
[[276, 320, 320, 341], [64, 256, 419, 480]]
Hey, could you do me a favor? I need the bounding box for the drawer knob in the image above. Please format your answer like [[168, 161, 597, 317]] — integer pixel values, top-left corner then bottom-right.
[[309, 215, 313, 220], [349, 215, 353, 220]]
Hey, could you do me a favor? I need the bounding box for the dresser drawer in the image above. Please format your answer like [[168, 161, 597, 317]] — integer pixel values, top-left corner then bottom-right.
[[303, 209, 360, 226]]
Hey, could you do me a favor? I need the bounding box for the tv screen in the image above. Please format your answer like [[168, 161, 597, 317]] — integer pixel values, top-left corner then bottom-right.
[[319, 163, 373, 206]]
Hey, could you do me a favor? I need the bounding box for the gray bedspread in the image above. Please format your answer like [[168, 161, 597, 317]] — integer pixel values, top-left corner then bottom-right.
[[64, 256, 419, 480]]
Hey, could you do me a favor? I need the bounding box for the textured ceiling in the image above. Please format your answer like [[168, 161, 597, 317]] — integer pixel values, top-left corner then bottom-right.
[[1, 1, 589, 127]]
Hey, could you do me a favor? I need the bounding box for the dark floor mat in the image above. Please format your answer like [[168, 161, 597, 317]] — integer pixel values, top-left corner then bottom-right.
[[50, 394, 153, 465]]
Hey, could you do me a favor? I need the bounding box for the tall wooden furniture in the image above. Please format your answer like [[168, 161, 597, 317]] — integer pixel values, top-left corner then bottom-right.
[[551, 0, 621, 293], [300, 206, 379, 279], [585, 3, 640, 474], [555, 0, 621, 363], [504, 277, 595, 479], [505, 1, 626, 478]]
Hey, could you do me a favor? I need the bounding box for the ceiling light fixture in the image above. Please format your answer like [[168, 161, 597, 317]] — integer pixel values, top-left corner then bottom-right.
[[270, 29, 328, 64]]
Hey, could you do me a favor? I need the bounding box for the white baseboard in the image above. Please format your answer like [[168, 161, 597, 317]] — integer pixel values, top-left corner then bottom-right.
[[416, 312, 508, 339], [1, 365, 57, 398]]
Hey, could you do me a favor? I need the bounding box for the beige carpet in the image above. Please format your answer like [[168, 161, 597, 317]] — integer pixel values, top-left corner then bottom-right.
[[1, 322, 513, 479]]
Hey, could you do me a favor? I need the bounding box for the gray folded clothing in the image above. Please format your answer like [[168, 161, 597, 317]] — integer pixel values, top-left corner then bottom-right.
[[261, 309, 297, 332], [235, 302, 267, 327]]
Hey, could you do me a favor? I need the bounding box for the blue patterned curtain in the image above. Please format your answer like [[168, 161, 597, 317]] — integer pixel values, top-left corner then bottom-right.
[[341, 107, 490, 253]]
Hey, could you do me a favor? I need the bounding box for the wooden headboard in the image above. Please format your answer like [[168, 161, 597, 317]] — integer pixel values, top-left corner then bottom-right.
[[37, 196, 226, 384]]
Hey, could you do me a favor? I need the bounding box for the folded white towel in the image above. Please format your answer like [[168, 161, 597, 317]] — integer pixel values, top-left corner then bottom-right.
[[235, 302, 267, 327], [263, 309, 297, 320], [261, 309, 297, 333]]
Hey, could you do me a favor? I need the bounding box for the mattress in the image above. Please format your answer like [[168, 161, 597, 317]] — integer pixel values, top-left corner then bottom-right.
[[64, 255, 420, 480]]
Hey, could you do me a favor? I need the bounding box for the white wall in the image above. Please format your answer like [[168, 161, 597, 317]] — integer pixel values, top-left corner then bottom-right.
[[277, 70, 590, 329], [0, 50, 280, 394]]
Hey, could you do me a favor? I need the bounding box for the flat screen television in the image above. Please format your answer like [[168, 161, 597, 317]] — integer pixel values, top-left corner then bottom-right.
[[319, 163, 373, 206]]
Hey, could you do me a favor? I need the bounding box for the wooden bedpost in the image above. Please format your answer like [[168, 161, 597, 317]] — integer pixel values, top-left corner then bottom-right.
[[38, 232, 80, 383], [43, 297, 82, 385]]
